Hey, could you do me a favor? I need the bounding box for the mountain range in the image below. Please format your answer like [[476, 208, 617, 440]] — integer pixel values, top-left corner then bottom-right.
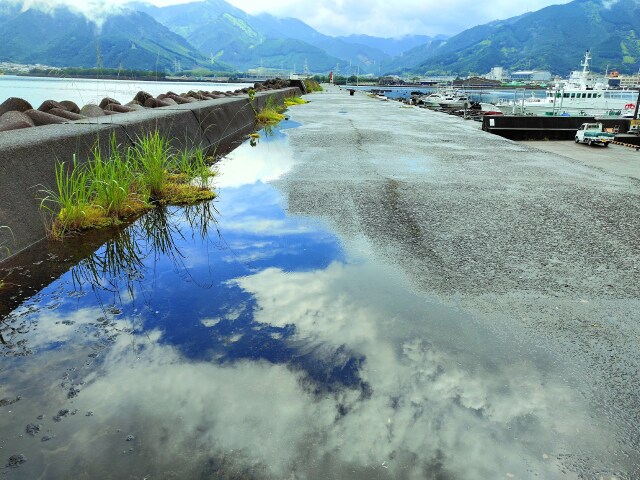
[[0, 0, 638, 76], [384, 0, 640, 76], [132, 0, 401, 73], [0, 4, 223, 71]]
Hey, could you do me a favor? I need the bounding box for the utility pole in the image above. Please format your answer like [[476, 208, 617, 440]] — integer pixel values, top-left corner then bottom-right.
[[635, 64, 640, 120]]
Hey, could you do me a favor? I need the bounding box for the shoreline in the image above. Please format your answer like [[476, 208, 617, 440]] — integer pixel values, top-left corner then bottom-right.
[[6, 73, 239, 84]]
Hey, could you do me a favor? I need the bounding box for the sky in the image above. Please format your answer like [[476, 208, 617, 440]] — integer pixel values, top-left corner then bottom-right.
[[222, 0, 574, 37], [7, 0, 575, 37]]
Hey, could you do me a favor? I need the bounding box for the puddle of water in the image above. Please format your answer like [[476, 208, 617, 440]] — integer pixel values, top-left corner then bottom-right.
[[0, 121, 632, 479]]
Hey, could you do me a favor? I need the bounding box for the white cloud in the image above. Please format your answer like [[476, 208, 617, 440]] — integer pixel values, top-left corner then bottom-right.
[[13, 0, 127, 27], [2, 0, 195, 28], [216, 133, 297, 188], [2, 260, 626, 477], [3, 0, 575, 36], [223, 0, 575, 36]]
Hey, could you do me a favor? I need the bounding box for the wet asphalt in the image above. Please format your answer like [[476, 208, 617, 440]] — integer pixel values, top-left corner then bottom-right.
[[279, 86, 640, 473]]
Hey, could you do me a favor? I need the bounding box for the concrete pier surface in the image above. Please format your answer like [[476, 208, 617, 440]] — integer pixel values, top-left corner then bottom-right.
[[520, 139, 640, 180], [280, 86, 640, 469]]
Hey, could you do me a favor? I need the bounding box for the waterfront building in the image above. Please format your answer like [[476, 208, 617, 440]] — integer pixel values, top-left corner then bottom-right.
[[486, 67, 506, 81], [608, 72, 640, 89], [511, 70, 553, 82]]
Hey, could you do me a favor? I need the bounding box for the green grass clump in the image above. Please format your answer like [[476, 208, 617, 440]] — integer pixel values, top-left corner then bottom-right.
[[0, 225, 14, 257], [304, 79, 323, 92], [256, 108, 286, 125], [39, 132, 217, 240], [40, 157, 95, 238], [132, 130, 172, 200], [173, 146, 215, 190], [89, 138, 136, 218], [284, 96, 307, 107], [256, 96, 286, 125]]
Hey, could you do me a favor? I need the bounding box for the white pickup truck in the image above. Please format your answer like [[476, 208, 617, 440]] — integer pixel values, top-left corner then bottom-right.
[[574, 123, 615, 147]]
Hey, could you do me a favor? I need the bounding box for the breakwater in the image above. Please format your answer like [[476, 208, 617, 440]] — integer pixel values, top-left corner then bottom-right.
[[0, 83, 303, 261]]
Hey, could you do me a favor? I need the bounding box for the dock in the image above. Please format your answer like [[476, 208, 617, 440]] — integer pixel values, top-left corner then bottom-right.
[[482, 114, 636, 143]]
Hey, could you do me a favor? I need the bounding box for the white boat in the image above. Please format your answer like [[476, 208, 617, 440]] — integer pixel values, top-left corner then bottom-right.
[[438, 94, 471, 109], [496, 51, 638, 116], [413, 87, 464, 107], [417, 92, 446, 107]]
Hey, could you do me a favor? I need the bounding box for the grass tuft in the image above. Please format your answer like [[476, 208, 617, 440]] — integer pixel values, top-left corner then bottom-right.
[[173, 146, 216, 190], [256, 96, 286, 125], [256, 109, 286, 125], [39, 131, 217, 240], [132, 130, 173, 200], [39, 157, 94, 238], [0, 225, 14, 257], [88, 136, 136, 218], [284, 96, 307, 107], [304, 79, 323, 92]]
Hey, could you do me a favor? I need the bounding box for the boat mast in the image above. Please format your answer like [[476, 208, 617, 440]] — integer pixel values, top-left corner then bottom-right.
[[580, 50, 591, 86], [581, 50, 591, 73]]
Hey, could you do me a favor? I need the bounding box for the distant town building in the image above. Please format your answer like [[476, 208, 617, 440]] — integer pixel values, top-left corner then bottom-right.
[[453, 76, 502, 87], [608, 72, 640, 89], [245, 67, 286, 80], [510, 70, 552, 82], [379, 75, 403, 85], [486, 67, 506, 81], [413, 75, 456, 85]]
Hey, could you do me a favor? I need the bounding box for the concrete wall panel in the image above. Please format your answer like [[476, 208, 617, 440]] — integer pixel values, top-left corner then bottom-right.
[[74, 109, 207, 153], [0, 123, 129, 257]]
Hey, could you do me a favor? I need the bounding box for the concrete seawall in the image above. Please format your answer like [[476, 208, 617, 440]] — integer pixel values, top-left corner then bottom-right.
[[0, 87, 300, 261]]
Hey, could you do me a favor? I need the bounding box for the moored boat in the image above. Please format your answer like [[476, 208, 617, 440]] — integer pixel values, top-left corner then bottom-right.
[[496, 51, 638, 116], [438, 94, 470, 109], [413, 87, 465, 107]]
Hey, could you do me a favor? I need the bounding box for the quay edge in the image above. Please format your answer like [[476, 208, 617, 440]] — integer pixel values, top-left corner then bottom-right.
[[482, 114, 633, 141]]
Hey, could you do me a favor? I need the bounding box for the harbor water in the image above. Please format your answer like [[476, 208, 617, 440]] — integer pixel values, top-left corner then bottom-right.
[[0, 75, 253, 107]]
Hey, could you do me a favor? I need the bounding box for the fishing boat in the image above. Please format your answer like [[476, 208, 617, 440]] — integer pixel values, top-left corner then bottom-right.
[[438, 93, 471, 109], [413, 87, 465, 107], [496, 51, 638, 116]]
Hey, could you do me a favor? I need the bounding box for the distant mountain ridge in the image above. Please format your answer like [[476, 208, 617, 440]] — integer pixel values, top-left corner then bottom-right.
[[0, 5, 226, 71], [337, 34, 443, 57], [385, 0, 640, 76], [136, 0, 395, 73], [1, 0, 633, 77]]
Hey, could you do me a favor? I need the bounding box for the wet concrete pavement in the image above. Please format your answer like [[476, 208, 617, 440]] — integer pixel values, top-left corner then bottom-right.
[[520, 139, 640, 180], [278, 86, 640, 475]]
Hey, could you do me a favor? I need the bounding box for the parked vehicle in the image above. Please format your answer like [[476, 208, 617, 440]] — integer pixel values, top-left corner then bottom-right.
[[574, 122, 615, 146]]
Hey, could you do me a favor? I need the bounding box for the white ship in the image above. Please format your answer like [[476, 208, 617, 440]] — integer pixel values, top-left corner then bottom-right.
[[413, 88, 465, 107], [496, 51, 638, 116], [438, 93, 471, 109]]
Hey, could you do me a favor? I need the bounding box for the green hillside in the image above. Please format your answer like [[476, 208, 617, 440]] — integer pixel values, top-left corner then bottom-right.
[[2, 0, 635, 77], [0, 7, 229, 72], [143, 0, 387, 73], [386, 0, 640, 76], [226, 38, 343, 72]]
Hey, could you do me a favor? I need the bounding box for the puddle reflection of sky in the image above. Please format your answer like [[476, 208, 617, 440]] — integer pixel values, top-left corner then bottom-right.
[[4, 120, 353, 391]]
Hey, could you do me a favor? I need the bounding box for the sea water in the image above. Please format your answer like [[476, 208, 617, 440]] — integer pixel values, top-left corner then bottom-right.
[[0, 75, 253, 108]]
